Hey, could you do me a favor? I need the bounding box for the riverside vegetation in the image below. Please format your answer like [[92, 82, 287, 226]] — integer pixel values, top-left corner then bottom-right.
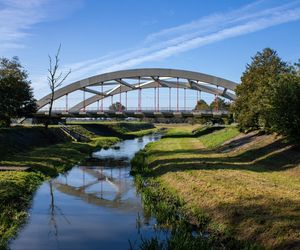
[[131, 124, 300, 249], [0, 121, 156, 250]]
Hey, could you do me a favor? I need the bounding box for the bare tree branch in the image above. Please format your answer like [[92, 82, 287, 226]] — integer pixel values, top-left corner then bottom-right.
[[45, 44, 71, 128]]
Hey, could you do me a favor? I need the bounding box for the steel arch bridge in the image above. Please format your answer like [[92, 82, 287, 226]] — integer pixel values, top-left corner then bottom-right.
[[36, 68, 238, 118]]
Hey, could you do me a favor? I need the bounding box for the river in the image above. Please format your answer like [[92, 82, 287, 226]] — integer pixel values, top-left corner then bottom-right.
[[10, 134, 166, 250]]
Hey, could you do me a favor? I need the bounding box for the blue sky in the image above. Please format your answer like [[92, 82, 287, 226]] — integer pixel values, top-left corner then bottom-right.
[[1, 0, 300, 109]]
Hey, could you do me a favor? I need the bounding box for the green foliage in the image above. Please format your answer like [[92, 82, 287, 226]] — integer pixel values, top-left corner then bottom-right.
[[209, 97, 230, 111], [109, 101, 125, 111], [233, 48, 300, 141], [233, 48, 292, 131], [0, 57, 36, 127], [268, 74, 300, 140], [194, 99, 209, 110], [0, 172, 43, 249]]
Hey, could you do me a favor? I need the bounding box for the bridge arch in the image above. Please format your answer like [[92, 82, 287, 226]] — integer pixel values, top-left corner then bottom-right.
[[37, 68, 238, 112]]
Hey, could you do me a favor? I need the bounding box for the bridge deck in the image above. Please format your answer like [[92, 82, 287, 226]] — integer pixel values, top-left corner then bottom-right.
[[35, 109, 230, 118]]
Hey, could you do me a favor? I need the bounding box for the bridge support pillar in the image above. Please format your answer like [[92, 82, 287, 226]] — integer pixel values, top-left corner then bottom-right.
[[154, 87, 156, 112], [176, 77, 179, 112], [184, 88, 186, 111], [65, 93, 68, 112], [125, 91, 127, 111], [157, 81, 160, 111], [101, 83, 104, 112], [83, 87, 86, 112], [169, 87, 171, 111], [138, 77, 141, 112]]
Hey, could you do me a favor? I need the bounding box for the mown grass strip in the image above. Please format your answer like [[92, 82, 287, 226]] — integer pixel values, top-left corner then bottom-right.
[[198, 126, 240, 148], [131, 124, 300, 249]]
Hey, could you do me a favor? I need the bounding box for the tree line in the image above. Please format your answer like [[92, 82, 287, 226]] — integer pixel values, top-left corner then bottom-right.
[[0, 47, 299, 141]]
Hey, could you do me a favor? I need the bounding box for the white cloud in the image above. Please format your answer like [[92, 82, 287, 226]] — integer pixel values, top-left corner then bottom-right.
[[0, 0, 46, 52], [57, 1, 300, 86], [0, 0, 82, 53], [11, 0, 300, 98]]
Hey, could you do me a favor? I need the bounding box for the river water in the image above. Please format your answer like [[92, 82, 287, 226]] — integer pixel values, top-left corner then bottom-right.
[[10, 134, 165, 250]]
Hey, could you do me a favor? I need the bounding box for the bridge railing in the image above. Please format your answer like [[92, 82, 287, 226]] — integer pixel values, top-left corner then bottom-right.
[[38, 107, 229, 112], [36, 107, 230, 116]]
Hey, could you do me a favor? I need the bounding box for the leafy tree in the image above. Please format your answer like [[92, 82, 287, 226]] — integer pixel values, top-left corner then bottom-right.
[[294, 59, 300, 76], [268, 74, 300, 140], [209, 97, 230, 111], [194, 99, 209, 110], [109, 102, 125, 111], [232, 48, 292, 131], [0, 57, 36, 127]]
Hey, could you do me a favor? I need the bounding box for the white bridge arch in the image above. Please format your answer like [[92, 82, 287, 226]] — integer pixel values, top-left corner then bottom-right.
[[37, 68, 238, 116]]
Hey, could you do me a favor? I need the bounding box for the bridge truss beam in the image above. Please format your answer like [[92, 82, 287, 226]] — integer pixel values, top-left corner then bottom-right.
[[37, 68, 238, 113]]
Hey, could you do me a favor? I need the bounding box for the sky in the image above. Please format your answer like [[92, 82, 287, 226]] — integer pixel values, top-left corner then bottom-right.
[[1, 0, 300, 109]]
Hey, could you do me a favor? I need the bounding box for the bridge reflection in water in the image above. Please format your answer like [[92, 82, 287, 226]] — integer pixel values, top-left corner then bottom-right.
[[10, 134, 164, 250], [53, 165, 138, 212]]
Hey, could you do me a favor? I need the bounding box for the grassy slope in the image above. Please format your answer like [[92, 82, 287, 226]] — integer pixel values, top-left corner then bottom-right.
[[0, 126, 68, 159], [136, 125, 300, 249], [67, 121, 156, 138], [0, 122, 154, 249], [0, 172, 42, 248]]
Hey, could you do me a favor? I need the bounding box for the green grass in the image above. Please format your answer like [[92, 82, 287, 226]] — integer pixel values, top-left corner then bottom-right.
[[0, 136, 120, 176], [131, 124, 300, 249], [0, 124, 130, 249], [0, 126, 68, 160], [161, 124, 199, 138], [0, 134, 120, 250], [0, 172, 43, 249], [198, 126, 240, 148], [66, 121, 156, 138], [126, 128, 158, 137], [0, 122, 158, 249]]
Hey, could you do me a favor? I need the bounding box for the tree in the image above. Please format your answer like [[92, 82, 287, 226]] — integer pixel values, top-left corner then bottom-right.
[[46, 44, 71, 128], [294, 59, 300, 76], [209, 97, 230, 111], [0, 57, 36, 127], [268, 74, 300, 140], [109, 102, 125, 111], [194, 99, 209, 110], [232, 48, 292, 132]]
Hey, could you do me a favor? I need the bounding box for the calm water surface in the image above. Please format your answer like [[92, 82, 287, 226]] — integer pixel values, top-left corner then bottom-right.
[[10, 134, 165, 250]]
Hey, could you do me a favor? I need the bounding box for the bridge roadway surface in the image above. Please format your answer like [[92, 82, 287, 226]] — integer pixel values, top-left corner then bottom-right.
[[35, 108, 230, 118]]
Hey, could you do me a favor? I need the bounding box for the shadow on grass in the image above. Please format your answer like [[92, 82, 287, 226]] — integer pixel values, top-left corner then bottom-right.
[[147, 139, 300, 176], [213, 195, 300, 249], [162, 126, 225, 139], [0, 143, 95, 176]]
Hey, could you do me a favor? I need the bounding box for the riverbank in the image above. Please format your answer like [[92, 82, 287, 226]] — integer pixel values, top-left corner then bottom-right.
[[131, 125, 300, 249], [0, 122, 157, 249]]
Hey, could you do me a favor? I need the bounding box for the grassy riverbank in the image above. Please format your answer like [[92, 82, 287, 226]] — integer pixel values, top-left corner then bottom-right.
[[0, 122, 156, 249], [132, 125, 300, 249], [67, 121, 157, 138]]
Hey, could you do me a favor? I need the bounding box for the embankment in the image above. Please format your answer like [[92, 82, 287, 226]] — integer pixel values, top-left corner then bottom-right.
[[131, 125, 300, 249], [0, 122, 156, 249]]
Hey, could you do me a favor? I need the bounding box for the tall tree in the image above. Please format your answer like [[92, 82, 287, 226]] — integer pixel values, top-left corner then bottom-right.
[[0, 57, 36, 127], [232, 48, 291, 131], [46, 44, 71, 128]]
